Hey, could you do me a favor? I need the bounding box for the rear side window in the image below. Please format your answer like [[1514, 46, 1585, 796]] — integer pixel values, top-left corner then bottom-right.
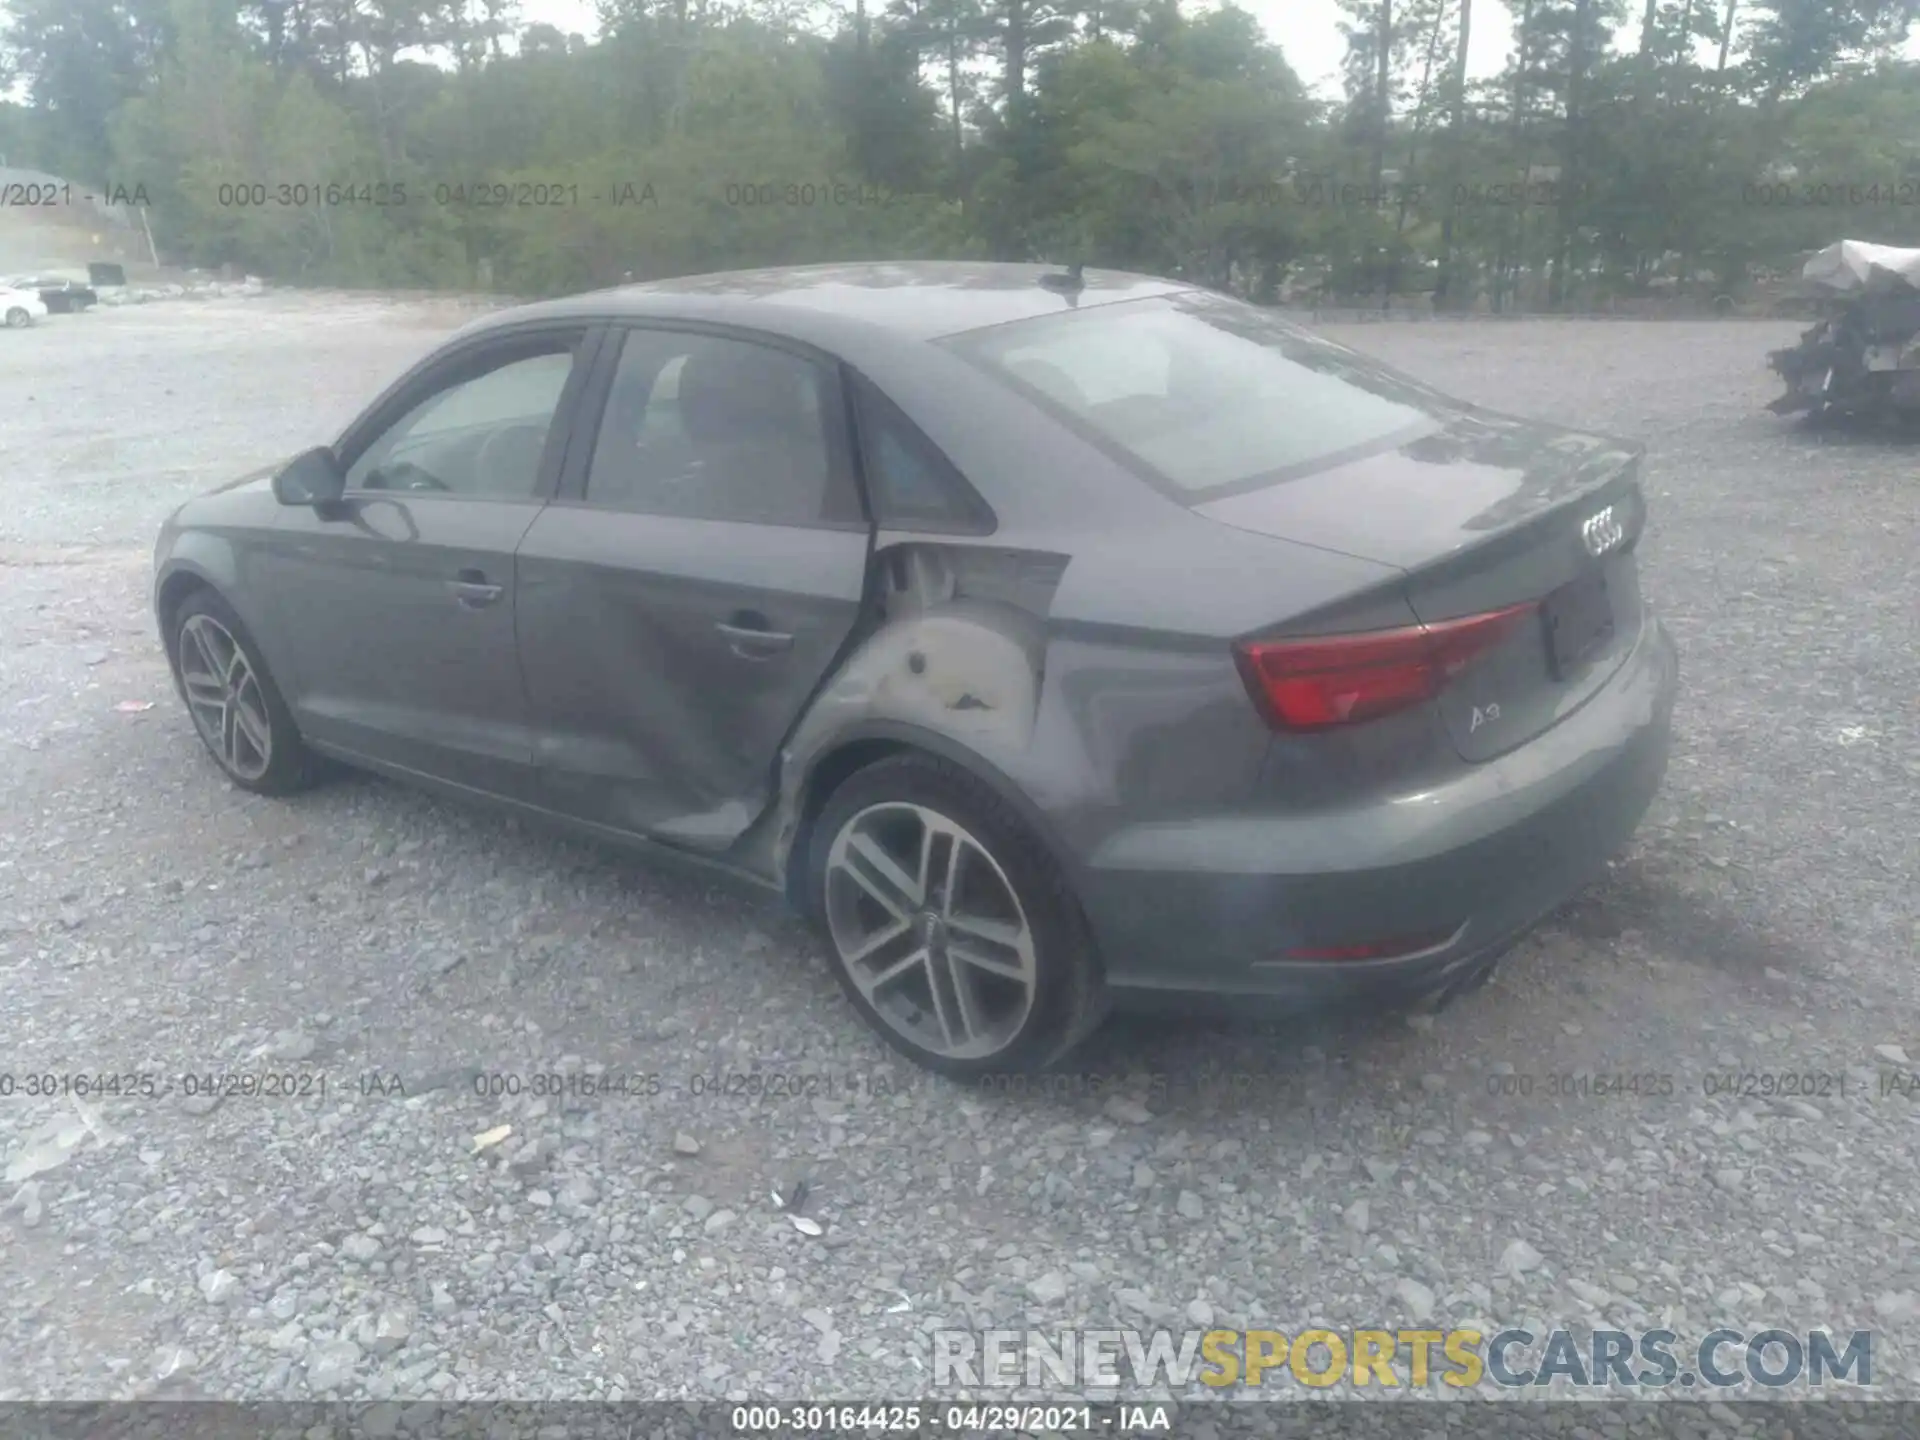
[[850, 375, 993, 533], [584, 328, 863, 527]]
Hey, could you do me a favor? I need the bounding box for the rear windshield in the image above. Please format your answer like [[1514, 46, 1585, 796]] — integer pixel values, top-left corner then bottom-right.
[[945, 291, 1456, 497]]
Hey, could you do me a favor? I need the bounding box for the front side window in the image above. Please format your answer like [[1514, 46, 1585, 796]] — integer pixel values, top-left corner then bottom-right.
[[946, 292, 1455, 498], [345, 342, 579, 498], [584, 329, 858, 526]]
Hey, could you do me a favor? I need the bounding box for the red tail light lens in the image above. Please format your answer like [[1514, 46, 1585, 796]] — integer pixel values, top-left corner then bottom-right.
[[1234, 603, 1536, 731]]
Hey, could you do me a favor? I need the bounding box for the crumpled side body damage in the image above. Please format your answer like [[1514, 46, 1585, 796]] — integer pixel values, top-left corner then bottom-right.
[[732, 543, 1067, 900]]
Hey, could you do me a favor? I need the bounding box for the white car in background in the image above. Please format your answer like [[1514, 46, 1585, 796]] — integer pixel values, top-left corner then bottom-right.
[[1, 285, 51, 328]]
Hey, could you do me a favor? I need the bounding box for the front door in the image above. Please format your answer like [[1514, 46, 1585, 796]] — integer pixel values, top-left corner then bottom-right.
[[260, 325, 599, 800]]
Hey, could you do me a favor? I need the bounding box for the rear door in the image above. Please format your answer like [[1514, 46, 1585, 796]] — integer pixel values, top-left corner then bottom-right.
[[514, 323, 873, 849]]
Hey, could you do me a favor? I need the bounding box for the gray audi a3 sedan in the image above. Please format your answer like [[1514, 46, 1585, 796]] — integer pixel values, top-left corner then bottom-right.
[[152, 261, 1679, 1077]]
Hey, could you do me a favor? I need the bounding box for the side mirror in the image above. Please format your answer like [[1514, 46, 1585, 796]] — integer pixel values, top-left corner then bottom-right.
[[272, 446, 346, 506]]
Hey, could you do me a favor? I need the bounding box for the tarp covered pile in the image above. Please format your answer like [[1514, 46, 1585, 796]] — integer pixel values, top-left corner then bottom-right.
[[1767, 240, 1920, 419]]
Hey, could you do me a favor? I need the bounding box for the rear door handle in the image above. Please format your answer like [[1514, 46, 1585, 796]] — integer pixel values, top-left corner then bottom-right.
[[716, 612, 794, 658], [447, 568, 504, 609]]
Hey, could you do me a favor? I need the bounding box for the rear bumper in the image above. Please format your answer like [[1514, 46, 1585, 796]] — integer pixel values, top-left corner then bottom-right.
[[1079, 615, 1680, 1010]]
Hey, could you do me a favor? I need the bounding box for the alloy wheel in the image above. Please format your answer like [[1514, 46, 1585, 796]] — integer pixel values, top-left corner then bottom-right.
[[178, 613, 274, 781], [822, 802, 1039, 1062]]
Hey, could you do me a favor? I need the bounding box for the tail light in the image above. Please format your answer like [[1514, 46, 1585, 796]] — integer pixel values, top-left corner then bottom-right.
[[1234, 603, 1536, 732]]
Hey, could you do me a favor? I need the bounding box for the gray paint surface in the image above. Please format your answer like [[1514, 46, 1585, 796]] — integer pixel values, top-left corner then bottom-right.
[[154, 261, 1679, 1003]]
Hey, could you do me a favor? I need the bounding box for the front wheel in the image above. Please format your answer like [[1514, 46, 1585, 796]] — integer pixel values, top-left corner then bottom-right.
[[171, 590, 324, 795], [807, 754, 1108, 1078]]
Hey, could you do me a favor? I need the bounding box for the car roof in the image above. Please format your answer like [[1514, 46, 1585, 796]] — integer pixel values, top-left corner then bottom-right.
[[466, 261, 1194, 345]]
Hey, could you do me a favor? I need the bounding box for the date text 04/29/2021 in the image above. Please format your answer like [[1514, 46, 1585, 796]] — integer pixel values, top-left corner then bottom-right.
[[728, 1405, 1173, 1433]]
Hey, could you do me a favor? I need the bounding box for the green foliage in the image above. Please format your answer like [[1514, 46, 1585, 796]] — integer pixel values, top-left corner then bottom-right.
[[0, 0, 1914, 304]]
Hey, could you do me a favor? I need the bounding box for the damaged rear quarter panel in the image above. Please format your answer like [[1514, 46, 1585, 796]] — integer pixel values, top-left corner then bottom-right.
[[737, 326, 1410, 904], [759, 540, 1276, 900], [765, 545, 1058, 882]]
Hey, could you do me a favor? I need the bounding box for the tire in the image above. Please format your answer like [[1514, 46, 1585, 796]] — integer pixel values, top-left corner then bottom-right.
[[169, 589, 324, 796], [5, 307, 31, 328], [806, 752, 1109, 1079]]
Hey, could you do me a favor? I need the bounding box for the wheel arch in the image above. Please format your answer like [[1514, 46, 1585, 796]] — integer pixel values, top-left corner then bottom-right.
[[154, 547, 279, 674], [779, 719, 1096, 944], [155, 564, 221, 668]]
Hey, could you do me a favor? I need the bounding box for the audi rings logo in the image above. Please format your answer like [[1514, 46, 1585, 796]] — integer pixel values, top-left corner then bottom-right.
[[1581, 505, 1625, 557]]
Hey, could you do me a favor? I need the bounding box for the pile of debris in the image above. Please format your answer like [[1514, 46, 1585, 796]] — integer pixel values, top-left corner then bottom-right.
[[1767, 239, 1920, 422], [95, 275, 270, 306]]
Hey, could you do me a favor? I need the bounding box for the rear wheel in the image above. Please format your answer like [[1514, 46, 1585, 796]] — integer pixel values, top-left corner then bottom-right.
[[5, 307, 31, 328], [171, 590, 323, 796], [807, 754, 1108, 1078]]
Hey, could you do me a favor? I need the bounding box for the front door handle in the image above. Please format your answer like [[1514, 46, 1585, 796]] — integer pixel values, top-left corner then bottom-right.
[[448, 568, 504, 609], [716, 612, 794, 659]]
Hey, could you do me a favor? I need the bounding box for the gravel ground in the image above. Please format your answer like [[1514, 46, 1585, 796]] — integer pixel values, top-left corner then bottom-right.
[[1, 296, 1917, 1409]]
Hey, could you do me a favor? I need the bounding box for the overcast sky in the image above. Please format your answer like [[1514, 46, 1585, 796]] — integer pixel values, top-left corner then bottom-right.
[[518, 0, 1920, 96], [517, 0, 1522, 96], [5, 0, 1912, 112]]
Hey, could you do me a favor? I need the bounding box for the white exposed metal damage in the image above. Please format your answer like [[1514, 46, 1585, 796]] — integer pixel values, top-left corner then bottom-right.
[[750, 542, 1068, 886]]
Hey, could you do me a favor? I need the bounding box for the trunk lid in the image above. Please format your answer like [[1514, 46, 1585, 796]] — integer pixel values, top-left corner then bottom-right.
[[1195, 409, 1649, 761]]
